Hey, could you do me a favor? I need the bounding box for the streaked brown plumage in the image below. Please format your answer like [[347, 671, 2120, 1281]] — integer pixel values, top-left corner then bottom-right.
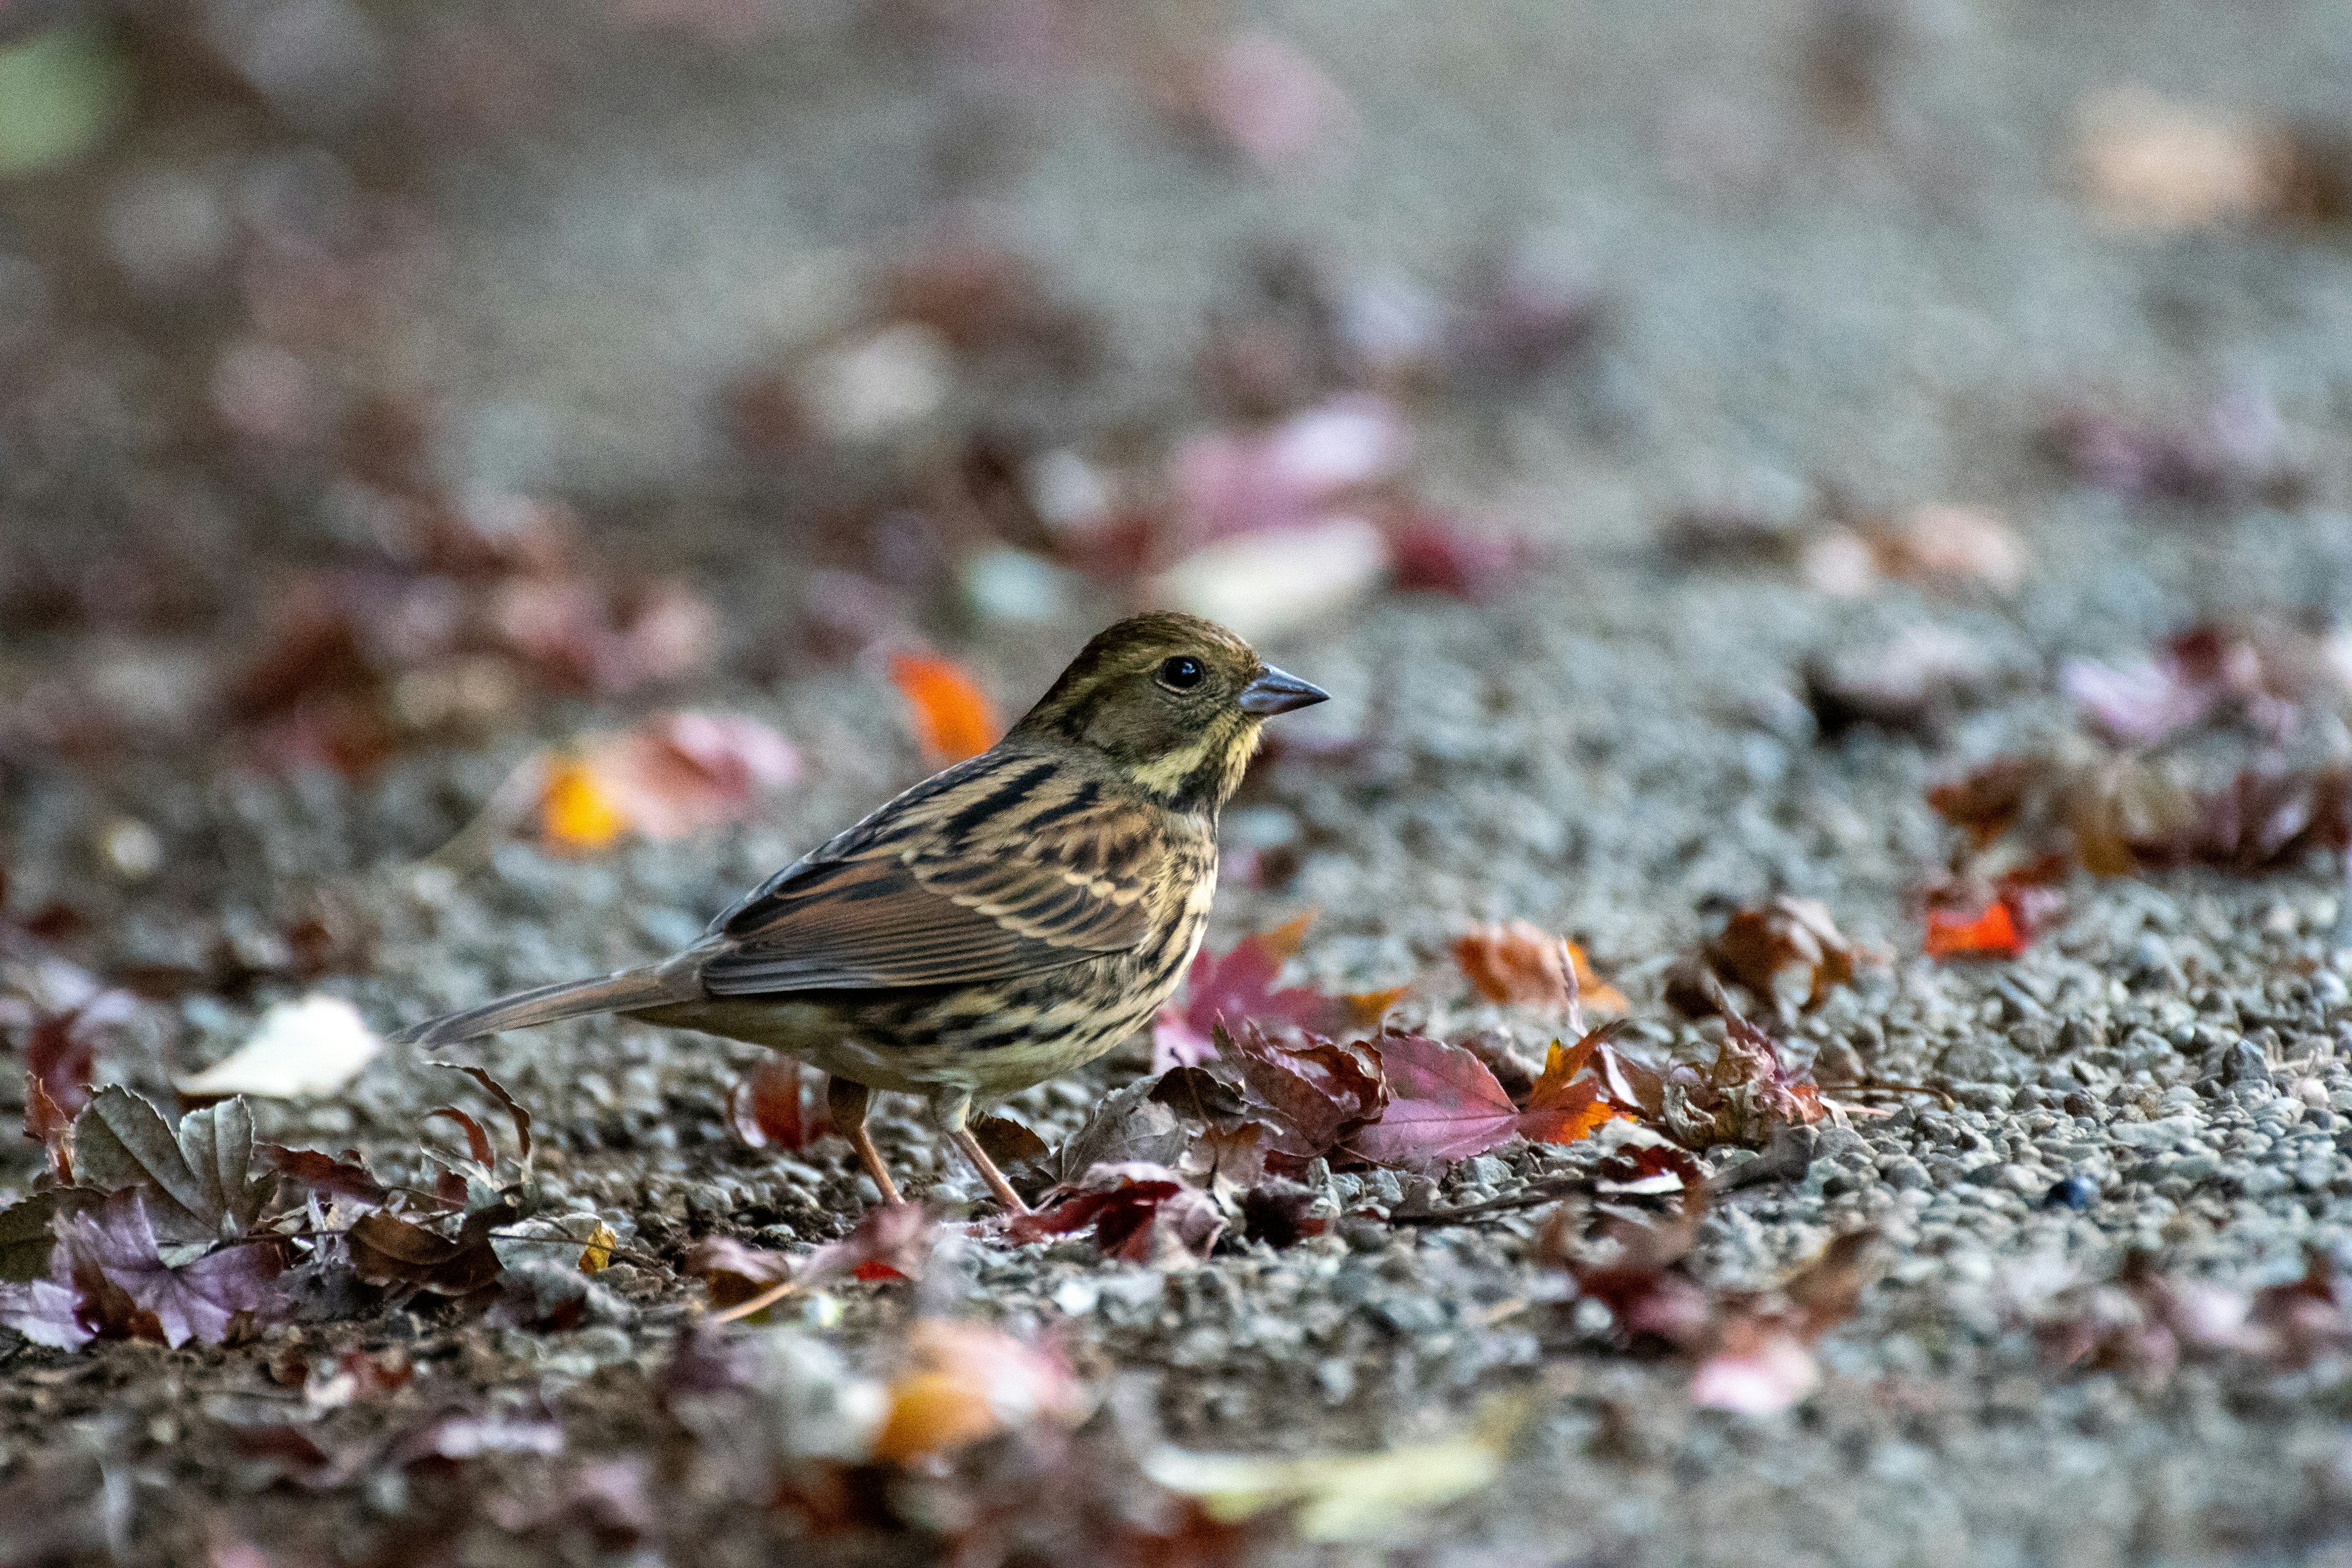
[[394, 612, 1327, 1212]]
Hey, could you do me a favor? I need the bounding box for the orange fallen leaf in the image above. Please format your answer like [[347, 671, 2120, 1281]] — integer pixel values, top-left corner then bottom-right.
[[537, 712, 799, 853], [1452, 919, 1627, 1016], [890, 651, 1003, 764], [540, 760, 630, 852], [870, 1321, 1084, 1463], [1521, 1036, 1631, 1143], [1924, 900, 2022, 959]]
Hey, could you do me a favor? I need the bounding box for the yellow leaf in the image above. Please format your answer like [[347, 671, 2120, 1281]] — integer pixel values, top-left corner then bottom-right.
[[1144, 1393, 1527, 1542], [540, 758, 630, 852], [578, 1222, 617, 1274]]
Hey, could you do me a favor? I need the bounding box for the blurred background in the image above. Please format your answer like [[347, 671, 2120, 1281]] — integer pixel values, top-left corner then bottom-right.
[[3, 0, 2351, 803]]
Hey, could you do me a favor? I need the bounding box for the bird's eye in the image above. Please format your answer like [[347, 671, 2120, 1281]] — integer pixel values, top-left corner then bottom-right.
[[1158, 655, 1206, 690]]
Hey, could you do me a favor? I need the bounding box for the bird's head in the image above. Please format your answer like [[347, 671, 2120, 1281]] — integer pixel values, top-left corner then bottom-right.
[[1012, 611, 1328, 812]]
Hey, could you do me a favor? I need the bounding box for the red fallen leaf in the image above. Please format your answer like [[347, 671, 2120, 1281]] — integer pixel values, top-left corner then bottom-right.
[[1169, 396, 1406, 544], [21, 989, 133, 1124], [1450, 920, 1627, 1017], [1689, 1230, 1875, 1412], [889, 651, 1004, 766], [2045, 383, 2300, 506], [1006, 1162, 1224, 1264], [1353, 1028, 1635, 1166], [727, 1057, 818, 1151], [2061, 620, 2315, 749], [1924, 900, 2023, 959], [1216, 1020, 1387, 1159], [1689, 1315, 1822, 1415], [1347, 1032, 1525, 1164], [1386, 511, 1531, 601], [802, 1201, 935, 1285], [1153, 913, 1403, 1069], [255, 1144, 388, 1207], [885, 233, 1101, 374], [24, 1072, 72, 1180], [2249, 1247, 2352, 1369], [1544, 1205, 1712, 1348]]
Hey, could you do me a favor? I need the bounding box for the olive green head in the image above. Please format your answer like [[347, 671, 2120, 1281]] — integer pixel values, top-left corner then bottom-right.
[[1011, 611, 1328, 810]]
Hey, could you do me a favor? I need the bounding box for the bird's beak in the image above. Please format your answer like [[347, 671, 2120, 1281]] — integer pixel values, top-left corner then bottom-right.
[[1237, 665, 1330, 717]]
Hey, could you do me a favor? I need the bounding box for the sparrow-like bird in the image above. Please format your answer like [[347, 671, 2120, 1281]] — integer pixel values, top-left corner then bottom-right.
[[396, 612, 1327, 1213]]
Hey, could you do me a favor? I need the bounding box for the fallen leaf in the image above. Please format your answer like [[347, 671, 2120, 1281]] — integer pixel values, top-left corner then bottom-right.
[[2076, 88, 2285, 233], [1148, 518, 1390, 642], [1803, 624, 1999, 739], [542, 712, 801, 851], [348, 1205, 505, 1295], [1705, 897, 1871, 1011], [1923, 899, 2022, 960], [1237, 1178, 1327, 1247], [1875, 505, 2027, 593], [1452, 920, 1629, 1016], [1545, 1205, 1712, 1347], [727, 1057, 817, 1151], [1177, 31, 1356, 175], [1008, 1162, 1224, 1265], [1054, 1078, 1191, 1183], [51, 1189, 284, 1346], [682, 1235, 793, 1309], [20, 987, 129, 1120], [1217, 1021, 1387, 1161], [1517, 1033, 1636, 1145], [175, 993, 382, 1100], [1153, 913, 1392, 1068], [1348, 1032, 1526, 1165], [492, 575, 717, 697], [889, 651, 1003, 765], [1688, 1314, 1820, 1415], [870, 1320, 1085, 1464], [1144, 1394, 1524, 1543], [1385, 511, 1531, 601], [577, 1223, 617, 1274], [257, 1144, 388, 1207], [539, 758, 630, 852], [801, 1202, 935, 1286], [24, 1072, 71, 1180], [1662, 1016, 1824, 1149], [72, 1088, 270, 1245], [2045, 383, 2300, 505]]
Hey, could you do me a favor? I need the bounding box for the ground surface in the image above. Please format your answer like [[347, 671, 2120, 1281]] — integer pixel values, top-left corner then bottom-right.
[[7, 1, 2352, 1564]]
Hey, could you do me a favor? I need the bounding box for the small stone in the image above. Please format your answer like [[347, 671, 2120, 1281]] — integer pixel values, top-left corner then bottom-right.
[[2217, 1038, 2270, 1088], [2045, 1174, 2098, 1210], [1882, 1158, 1929, 1191]]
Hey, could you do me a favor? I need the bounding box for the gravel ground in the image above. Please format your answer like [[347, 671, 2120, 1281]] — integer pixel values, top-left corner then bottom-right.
[[10, 1, 2352, 1563]]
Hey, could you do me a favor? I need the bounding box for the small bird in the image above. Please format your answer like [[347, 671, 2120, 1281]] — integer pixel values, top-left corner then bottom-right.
[[396, 612, 1327, 1213]]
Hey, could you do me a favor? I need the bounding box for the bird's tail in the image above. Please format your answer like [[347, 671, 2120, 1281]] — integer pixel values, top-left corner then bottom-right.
[[391, 964, 699, 1049]]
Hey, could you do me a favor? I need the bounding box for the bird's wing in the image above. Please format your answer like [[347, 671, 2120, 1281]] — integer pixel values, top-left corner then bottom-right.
[[697, 753, 1171, 995]]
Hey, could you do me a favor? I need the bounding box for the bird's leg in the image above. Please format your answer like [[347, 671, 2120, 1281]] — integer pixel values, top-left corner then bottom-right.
[[932, 1089, 1031, 1215], [826, 1076, 903, 1207]]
